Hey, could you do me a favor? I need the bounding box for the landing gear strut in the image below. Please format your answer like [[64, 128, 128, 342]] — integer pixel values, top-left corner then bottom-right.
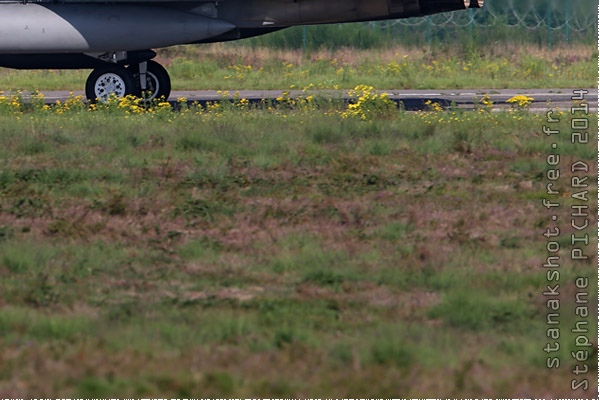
[[129, 60, 171, 102], [85, 58, 172, 103]]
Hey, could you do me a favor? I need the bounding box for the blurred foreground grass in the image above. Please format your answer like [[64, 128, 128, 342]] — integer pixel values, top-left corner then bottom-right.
[[0, 93, 597, 396]]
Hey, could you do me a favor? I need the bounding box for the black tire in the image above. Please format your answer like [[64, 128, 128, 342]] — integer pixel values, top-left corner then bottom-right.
[[85, 65, 139, 103], [129, 60, 171, 102]]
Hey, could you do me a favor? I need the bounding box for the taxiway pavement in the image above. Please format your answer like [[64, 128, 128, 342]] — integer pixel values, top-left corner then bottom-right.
[[39, 88, 597, 111]]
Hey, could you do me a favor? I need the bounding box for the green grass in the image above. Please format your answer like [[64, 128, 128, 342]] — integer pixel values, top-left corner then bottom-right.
[[0, 95, 597, 396], [0, 43, 596, 92]]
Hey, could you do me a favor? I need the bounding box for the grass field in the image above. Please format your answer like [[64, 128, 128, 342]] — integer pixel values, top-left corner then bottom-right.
[[0, 43, 597, 91], [0, 91, 597, 396]]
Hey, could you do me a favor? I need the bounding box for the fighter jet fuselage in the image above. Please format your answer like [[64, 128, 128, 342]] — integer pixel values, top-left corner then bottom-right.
[[0, 0, 483, 101]]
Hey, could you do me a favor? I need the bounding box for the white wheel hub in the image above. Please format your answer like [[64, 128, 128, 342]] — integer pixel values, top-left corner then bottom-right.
[[94, 72, 127, 100]]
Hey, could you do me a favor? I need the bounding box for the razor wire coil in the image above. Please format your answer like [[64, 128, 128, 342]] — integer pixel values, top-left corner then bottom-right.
[[386, 0, 597, 33]]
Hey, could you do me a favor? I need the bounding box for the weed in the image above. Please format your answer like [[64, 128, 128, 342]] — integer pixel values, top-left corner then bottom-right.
[[24, 273, 61, 308], [302, 269, 346, 287], [310, 121, 344, 144], [203, 371, 236, 396], [428, 291, 535, 332], [0, 225, 14, 241], [0, 307, 91, 341], [77, 377, 131, 397], [370, 333, 414, 369], [176, 197, 228, 223], [378, 221, 414, 241], [506, 95, 535, 110], [342, 85, 397, 121]]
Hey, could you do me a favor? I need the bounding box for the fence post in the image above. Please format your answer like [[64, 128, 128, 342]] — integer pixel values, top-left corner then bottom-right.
[[302, 25, 307, 52], [426, 16, 431, 47], [469, 8, 474, 36], [564, 0, 570, 43], [546, 6, 552, 49]]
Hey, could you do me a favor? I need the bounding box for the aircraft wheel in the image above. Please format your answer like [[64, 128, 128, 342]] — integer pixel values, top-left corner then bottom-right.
[[130, 60, 172, 102], [85, 65, 138, 103]]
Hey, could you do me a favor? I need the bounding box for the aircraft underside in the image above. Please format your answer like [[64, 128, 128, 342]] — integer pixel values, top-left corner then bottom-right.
[[0, 0, 484, 102]]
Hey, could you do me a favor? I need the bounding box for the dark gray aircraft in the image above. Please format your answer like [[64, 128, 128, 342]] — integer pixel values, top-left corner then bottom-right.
[[0, 0, 483, 102]]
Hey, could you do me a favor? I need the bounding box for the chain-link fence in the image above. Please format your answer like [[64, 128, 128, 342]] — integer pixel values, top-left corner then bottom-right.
[[246, 0, 598, 49], [386, 0, 598, 47]]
